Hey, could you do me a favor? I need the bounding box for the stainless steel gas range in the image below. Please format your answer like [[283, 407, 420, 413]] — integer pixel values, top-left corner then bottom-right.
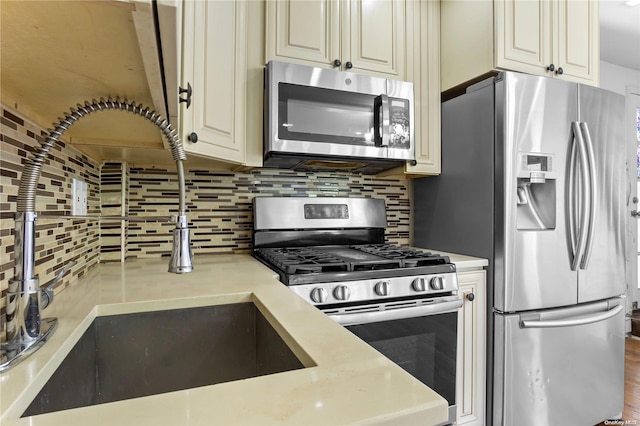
[[253, 197, 461, 425]]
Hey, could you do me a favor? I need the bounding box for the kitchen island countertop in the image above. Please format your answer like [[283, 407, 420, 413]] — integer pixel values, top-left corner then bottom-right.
[[1, 251, 485, 425]]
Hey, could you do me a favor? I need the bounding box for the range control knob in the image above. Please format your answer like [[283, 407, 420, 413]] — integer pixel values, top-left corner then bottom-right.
[[412, 277, 427, 292], [374, 280, 390, 296], [430, 276, 445, 291], [310, 287, 328, 304], [333, 285, 351, 301]]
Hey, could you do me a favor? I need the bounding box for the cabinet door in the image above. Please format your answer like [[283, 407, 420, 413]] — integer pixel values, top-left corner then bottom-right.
[[344, 0, 406, 79], [404, 0, 439, 176], [265, 0, 340, 69], [456, 271, 486, 426], [181, 0, 247, 164], [555, 0, 599, 85], [494, 0, 553, 76]]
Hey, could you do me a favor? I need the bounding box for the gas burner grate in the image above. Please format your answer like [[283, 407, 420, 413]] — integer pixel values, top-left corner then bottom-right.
[[255, 248, 350, 274], [351, 244, 451, 267], [254, 244, 452, 276]]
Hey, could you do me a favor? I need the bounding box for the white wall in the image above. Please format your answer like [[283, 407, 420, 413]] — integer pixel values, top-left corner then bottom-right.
[[600, 61, 640, 95]]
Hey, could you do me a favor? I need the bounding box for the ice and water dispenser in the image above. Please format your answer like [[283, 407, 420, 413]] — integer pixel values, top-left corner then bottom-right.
[[516, 153, 556, 230]]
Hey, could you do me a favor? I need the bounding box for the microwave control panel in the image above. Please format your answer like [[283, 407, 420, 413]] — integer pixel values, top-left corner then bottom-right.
[[389, 98, 410, 149]]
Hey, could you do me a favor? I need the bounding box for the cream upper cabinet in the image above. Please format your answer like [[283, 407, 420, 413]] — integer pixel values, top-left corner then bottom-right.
[[266, 0, 340, 69], [401, 0, 440, 176], [555, 0, 599, 83], [378, 0, 441, 177], [456, 270, 487, 426], [494, 0, 552, 75], [266, 0, 407, 80], [442, 0, 599, 91], [344, 0, 406, 78], [179, 0, 263, 167]]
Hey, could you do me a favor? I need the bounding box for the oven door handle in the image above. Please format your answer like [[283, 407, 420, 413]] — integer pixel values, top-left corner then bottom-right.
[[327, 298, 463, 326]]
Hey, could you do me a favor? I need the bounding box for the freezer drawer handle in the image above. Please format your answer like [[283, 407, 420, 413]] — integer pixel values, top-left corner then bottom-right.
[[519, 305, 623, 329]]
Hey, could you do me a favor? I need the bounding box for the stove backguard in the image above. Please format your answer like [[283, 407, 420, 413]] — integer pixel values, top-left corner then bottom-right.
[[253, 197, 389, 250]]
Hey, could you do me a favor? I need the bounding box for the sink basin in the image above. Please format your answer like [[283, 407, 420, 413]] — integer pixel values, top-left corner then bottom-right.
[[23, 302, 306, 417]]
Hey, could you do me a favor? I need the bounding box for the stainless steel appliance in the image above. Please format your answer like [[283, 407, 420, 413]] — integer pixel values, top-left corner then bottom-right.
[[264, 61, 414, 173], [414, 72, 628, 425], [253, 197, 460, 425]]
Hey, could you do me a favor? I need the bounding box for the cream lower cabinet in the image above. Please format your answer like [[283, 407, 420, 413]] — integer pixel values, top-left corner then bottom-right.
[[456, 270, 486, 426], [179, 0, 263, 167], [266, 0, 406, 80], [441, 0, 599, 91]]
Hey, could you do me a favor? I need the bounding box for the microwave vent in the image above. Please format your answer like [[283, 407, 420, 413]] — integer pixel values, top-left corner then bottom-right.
[[302, 160, 365, 170]]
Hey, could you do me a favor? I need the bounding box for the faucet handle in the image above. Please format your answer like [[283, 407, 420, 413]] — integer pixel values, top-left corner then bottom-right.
[[40, 260, 77, 309]]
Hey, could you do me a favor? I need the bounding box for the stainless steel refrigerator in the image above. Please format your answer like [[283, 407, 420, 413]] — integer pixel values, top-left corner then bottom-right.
[[414, 72, 629, 425]]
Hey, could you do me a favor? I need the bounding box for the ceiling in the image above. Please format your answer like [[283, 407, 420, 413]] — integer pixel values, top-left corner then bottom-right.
[[600, 0, 640, 71]]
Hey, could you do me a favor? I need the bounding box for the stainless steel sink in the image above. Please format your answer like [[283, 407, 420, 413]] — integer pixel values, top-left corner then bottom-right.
[[23, 302, 306, 417]]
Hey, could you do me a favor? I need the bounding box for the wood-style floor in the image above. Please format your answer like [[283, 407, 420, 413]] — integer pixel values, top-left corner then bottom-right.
[[596, 337, 640, 425]]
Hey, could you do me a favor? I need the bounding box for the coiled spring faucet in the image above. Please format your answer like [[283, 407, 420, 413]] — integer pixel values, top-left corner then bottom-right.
[[0, 98, 193, 372]]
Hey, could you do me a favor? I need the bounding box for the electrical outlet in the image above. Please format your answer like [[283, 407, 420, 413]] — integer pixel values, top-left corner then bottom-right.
[[71, 178, 80, 215], [81, 180, 88, 215], [71, 178, 87, 215]]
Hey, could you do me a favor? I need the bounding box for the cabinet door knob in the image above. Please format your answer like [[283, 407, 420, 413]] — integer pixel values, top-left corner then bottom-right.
[[179, 83, 192, 109], [333, 59, 342, 68], [466, 293, 475, 302], [547, 64, 555, 72], [187, 132, 198, 143], [345, 61, 353, 69], [556, 67, 564, 75]]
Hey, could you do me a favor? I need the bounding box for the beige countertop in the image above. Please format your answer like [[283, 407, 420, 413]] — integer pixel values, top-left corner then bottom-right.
[[421, 249, 489, 271], [1, 251, 486, 426]]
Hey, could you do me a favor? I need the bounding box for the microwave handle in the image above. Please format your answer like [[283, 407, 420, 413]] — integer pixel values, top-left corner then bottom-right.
[[374, 94, 390, 147]]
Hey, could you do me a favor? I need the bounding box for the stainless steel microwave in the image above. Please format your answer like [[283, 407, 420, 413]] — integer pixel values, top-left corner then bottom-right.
[[264, 61, 415, 173]]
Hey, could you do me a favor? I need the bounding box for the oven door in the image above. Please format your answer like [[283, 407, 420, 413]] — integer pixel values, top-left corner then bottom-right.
[[325, 296, 461, 425]]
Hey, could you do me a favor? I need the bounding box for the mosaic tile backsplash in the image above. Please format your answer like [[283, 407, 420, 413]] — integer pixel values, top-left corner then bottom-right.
[[1, 101, 411, 334], [123, 167, 411, 259]]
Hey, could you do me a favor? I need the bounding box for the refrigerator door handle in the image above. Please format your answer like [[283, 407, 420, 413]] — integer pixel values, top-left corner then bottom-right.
[[579, 122, 597, 270], [519, 304, 623, 329], [568, 123, 579, 263], [570, 121, 589, 271]]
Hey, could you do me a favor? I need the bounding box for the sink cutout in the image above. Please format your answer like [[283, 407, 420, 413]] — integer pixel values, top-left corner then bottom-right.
[[23, 302, 306, 417]]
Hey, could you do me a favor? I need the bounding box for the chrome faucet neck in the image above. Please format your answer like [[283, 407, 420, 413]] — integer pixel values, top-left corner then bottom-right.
[[1, 98, 193, 372]]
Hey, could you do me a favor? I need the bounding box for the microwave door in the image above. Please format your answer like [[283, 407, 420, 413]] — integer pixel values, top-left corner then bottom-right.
[[272, 82, 389, 159]]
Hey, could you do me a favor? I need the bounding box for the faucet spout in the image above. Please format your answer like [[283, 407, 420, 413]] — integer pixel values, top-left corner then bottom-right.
[[169, 214, 194, 274], [1, 98, 193, 372]]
